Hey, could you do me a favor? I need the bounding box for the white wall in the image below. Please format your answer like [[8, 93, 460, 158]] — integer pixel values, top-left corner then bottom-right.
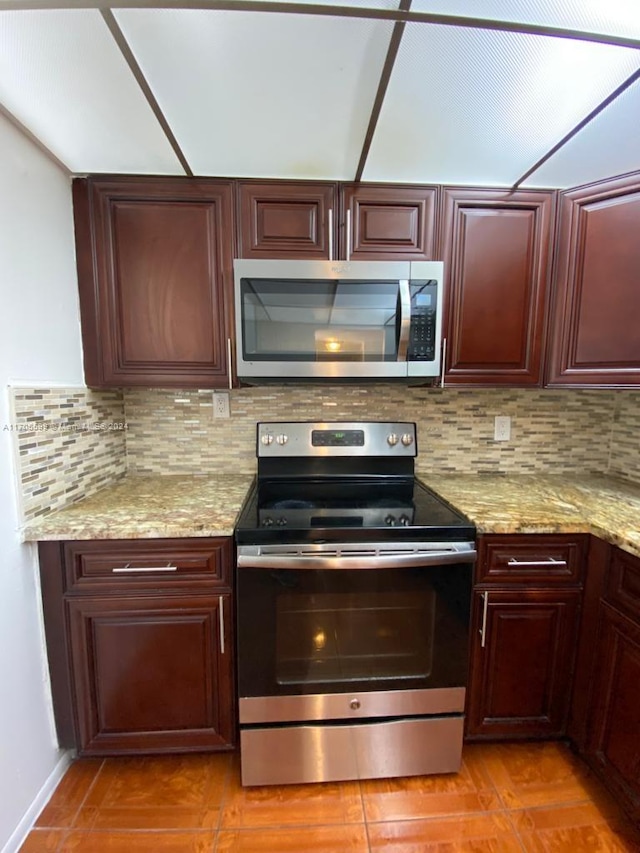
[[0, 114, 84, 851]]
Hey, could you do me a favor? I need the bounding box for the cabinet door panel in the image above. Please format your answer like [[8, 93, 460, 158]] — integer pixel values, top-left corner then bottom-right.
[[587, 603, 640, 821], [342, 184, 437, 260], [67, 594, 234, 754], [74, 178, 234, 388], [442, 188, 554, 385], [467, 589, 580, 738], [547, 174, 640, 386], [237, 182, 337, 258]]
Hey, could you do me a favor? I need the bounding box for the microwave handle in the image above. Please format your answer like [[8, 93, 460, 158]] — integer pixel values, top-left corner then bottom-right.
[[397, 279, 411, 361]]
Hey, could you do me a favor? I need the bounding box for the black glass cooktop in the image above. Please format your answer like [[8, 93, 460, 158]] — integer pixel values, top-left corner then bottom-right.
[[235, 477, 475, 545]]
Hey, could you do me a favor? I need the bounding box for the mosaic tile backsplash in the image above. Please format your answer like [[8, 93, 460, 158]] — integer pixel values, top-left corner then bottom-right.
[[609, 391, 640, 484], [123, 386, 620, 478], [11, 384, 638, 524], [9, 387, 127, 522]]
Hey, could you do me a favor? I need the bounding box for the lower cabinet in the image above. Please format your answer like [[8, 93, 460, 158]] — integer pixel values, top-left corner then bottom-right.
[[466, 589, 581, 738], [466, 534, 586, 740], [586, 602, 640, 822], [575, 544, 640, 823], [38, 538, 235, 755], [67, 593, 233, 755]]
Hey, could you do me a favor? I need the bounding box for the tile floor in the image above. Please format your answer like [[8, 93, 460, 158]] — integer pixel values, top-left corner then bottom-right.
[[19, 742, 640, 852]]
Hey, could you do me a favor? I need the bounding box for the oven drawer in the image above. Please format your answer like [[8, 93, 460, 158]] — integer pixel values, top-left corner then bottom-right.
[[240, 715, 464, 785], [477, 534, 586, 585], [64, 538, 232, 593]]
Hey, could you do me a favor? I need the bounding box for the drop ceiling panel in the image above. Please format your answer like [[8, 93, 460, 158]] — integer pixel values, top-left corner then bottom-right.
[[363, 23, 640, 186], [412, 0, 640, 41], [527, 77, 640, 187], [114, 8, 396, 179], [0, 10, 184, 174]]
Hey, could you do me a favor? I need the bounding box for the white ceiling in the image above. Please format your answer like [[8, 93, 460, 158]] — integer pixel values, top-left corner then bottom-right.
[[1, 0, 639, 188]]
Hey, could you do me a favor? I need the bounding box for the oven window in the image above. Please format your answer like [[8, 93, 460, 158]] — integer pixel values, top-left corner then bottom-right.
[[237, 565, 471, 698], [276, 590, 435, 685]]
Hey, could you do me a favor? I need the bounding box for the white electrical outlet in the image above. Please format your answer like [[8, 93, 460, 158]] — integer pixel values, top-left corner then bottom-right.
[[494, 415, 511, 442], [213, 392, 230, 419]]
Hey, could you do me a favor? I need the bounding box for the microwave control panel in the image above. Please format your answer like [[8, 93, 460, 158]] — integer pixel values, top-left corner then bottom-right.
[[408, 281, 438, 361]]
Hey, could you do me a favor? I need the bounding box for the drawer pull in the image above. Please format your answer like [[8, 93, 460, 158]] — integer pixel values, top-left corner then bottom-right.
[[479, 591, 489, 649], [507, 557, 568, 568], [112, 563, 178, 573]]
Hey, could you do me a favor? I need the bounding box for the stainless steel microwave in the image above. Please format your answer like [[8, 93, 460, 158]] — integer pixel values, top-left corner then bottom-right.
[[233, 259, 444, 382]]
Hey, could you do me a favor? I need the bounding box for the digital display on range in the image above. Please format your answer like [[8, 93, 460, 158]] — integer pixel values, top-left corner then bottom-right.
[[311, 430, 365, 447]]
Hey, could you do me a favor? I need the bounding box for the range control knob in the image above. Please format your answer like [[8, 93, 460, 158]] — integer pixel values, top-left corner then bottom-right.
[[276, 517, 287, 526], [262, 517, 274, 526], [276, 434, 288, 445], [385, 515, 397, 526], [401, 433, 414, 446], [261, 434, 274, 445], [399, 514, 411, 526], [349, 698, 361, 711], [387, 433, 399, 446]]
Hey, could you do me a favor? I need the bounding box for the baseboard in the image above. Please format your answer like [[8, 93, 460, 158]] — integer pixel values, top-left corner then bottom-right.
[[1, 750, 73, 853]]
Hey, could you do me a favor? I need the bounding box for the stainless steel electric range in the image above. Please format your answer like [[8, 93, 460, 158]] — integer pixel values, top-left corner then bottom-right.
[[234, 421, 476, 786]]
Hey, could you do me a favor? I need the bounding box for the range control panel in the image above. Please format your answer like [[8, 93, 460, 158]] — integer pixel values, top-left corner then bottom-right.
[[257, 422, 417, 458]]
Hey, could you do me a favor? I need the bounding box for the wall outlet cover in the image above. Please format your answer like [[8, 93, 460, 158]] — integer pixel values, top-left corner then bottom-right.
[[494, 415, 511, 441], [213, 392, 230, 419]]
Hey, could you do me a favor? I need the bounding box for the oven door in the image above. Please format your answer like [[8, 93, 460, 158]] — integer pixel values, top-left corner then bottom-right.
[[236, 558, 473, 725]]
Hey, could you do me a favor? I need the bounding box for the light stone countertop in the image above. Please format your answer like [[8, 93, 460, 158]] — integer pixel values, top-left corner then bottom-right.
[[21, 471, 640, 559], [21, 474, 255, 541], [421, 473, 640, 558]]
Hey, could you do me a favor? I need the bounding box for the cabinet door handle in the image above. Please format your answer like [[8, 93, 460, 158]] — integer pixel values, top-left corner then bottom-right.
[[346, 208, 352, 261], [218, 595, 226, 655], [507, 557, 568, 568], [440, 337, 447, 388], [328, 208, 334, 260], [112, 563, 178, 573], [227, 337, 233, 390], [479, 591, 489, 648]]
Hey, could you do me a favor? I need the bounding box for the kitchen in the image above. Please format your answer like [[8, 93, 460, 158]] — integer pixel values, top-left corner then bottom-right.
[[1, 1, 640, 851]]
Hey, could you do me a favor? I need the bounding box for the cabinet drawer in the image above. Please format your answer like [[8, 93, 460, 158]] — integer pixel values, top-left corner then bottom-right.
[[64, 538, 232, 593], [477, 535, 586, 585], [606, 548, 640, 620]]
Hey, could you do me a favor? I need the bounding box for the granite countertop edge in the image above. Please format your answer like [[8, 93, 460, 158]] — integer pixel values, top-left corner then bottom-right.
[[20, 472, 640, 560]]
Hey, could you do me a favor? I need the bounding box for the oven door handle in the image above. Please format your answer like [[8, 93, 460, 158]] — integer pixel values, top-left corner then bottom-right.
[[237, 548, 477, 570]]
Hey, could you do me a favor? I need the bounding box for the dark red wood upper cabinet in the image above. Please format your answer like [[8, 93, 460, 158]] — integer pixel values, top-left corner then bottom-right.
[[547, 173, 640, 387], [340, 184, 438, 260], [441, 188, 555, 386], [236, 181, 338, 259], [73, 177, 235, 388]]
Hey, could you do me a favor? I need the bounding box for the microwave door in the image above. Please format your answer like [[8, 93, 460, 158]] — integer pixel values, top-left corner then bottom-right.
[[397, 280, 411, 362]]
